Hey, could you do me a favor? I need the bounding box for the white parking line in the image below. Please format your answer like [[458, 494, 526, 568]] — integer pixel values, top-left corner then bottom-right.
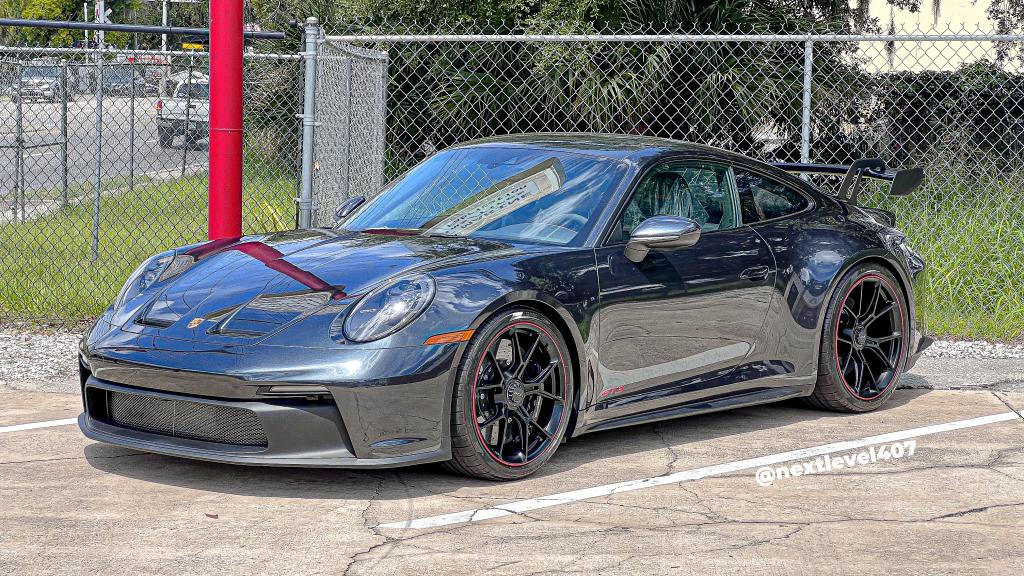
[[0, 418, 79, 434], [378, 411, 1023, 529]]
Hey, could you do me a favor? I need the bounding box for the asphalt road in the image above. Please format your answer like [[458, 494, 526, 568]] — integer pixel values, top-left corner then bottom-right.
[[0, 93, 207, 209], [1, 359, 1023, 574]]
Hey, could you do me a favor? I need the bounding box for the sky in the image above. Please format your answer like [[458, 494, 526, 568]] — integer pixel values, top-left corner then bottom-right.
[[856, 0, 1011, 71]]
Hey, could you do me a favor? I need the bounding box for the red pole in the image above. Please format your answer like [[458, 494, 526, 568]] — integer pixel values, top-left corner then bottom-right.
[[207, 0, 243, 239]]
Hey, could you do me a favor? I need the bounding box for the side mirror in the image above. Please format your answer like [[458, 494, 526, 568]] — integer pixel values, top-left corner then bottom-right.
[[334, 196, 365, 222], [624, 215, 701, 263]]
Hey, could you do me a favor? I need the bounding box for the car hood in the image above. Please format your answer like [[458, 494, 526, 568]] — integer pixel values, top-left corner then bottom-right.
[[124, 228, 515, 341]]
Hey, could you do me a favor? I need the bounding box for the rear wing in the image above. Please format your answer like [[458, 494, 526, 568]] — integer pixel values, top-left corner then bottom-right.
[[771, 160, 924, 206]]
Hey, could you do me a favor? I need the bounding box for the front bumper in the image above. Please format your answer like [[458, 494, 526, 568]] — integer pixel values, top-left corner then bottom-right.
[[77, 335, 463, 467], [79, 376, 450, 468]]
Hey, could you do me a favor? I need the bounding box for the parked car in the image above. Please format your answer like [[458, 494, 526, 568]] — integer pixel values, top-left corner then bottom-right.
[[77, 134, 928, 480], [100, 67, 153, 96], [155, 76, 209, 148], [10, 65, 74, 103]]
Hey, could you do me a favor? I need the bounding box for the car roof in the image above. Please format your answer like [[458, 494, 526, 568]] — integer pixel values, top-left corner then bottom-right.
[[445, 132, 828, 206], [450, 132, 746, 162]]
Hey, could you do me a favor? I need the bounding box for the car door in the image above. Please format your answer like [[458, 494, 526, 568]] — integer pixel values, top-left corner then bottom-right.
[[591, 159, 776, 418]]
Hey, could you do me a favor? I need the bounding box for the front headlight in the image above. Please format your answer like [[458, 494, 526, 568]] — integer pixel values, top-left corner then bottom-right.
[[342, 274, 435, 342], [115, 251, 174, 307]]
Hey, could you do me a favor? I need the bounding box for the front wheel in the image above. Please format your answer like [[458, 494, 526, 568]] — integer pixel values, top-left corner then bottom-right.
[[445, 308, 574, 480], [806, 263, 910, 413]]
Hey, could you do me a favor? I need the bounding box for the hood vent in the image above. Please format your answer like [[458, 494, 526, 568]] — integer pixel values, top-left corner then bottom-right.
[[205, 290, 333, 339], [135, 316, 174, 329]]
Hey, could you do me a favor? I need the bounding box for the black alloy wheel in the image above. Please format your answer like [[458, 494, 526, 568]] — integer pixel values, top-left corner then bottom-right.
[[835, 275, 904, 400], [446, 308, 572, 480], [807, 264, 909, 413]]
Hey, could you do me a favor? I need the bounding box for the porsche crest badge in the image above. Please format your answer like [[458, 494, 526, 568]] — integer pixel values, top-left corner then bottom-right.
[[187, 318, 204, 329]]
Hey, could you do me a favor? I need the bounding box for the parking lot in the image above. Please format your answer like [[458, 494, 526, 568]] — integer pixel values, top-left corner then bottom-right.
[[2, 356, 1023, 575], [1, 94, 206, 220]]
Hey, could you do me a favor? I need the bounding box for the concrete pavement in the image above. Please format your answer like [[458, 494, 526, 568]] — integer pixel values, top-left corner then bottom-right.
[[1, 378, 1022, 575]]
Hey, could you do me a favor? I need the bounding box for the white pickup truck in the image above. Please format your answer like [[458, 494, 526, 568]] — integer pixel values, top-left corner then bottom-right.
[[156, 76, 210, 148]]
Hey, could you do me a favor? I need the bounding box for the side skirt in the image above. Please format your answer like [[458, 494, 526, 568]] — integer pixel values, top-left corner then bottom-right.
[[575, 383, 815, 436]]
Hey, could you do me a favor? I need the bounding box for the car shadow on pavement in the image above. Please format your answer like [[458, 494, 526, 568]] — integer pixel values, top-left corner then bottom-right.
[[83, 389, 931, 501]]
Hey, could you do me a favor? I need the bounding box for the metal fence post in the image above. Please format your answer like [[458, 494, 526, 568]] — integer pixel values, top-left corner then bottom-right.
[[92, 51, 103, 261], [800, 39, 813, 166], [342, 55, 352, 201], [297, 16, 320, 228], [182, 57, 193, 177], [61, 59, 69, 209], [15, 65, 24, 223], [377, 48, 388, 189], [129, 60, 135, 193]]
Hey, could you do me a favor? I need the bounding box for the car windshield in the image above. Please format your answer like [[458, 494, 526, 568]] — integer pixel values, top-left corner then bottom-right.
[[337, 147, 627, 246], [23, 67, 57, 78], [175, 83, 209, 99]]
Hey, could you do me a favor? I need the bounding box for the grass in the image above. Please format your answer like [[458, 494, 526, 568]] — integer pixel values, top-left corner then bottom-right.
[[2, 159, 1022, 342], [0, 165, 295, 321], [862, 170, 1024, 343]]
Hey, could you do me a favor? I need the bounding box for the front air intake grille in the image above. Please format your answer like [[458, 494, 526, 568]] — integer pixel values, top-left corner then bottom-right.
[[106, 390, 268, 447]]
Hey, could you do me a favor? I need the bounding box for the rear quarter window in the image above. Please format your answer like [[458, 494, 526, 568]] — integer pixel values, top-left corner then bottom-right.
[[735, 170, 809, 222]]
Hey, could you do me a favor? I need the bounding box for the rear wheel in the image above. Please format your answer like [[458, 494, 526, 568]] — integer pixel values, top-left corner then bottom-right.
[[807, 263, 909, 412], [445, 308, 573, 480]]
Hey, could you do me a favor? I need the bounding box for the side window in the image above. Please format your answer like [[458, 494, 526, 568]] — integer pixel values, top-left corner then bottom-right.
[[613, 162, 739, 242], [735, 170, 809, 222]]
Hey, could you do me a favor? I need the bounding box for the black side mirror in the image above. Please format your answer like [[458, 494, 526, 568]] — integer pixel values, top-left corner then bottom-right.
[[624, 215, 701, 263], [334, 196, 365, 222]]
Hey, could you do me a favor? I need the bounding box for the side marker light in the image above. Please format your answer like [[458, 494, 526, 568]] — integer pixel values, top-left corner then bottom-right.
[[423, 330, 475, 346]]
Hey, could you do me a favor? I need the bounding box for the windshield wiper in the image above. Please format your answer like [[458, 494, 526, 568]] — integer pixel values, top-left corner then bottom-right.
[[360, 228, 418, 237]]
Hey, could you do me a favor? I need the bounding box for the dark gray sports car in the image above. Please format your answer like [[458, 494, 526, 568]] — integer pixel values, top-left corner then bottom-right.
[[78, 134, 928, 480]]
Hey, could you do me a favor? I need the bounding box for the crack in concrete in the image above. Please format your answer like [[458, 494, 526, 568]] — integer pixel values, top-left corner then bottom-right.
[[927, 502, 1024, 520], [340, 474, 388, 576], [992, 392, 1024, 421], [652, 423, 681, 474]]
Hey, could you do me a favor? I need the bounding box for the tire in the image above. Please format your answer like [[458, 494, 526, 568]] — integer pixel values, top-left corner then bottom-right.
[[157, 127, 174, 148], [445, 307, 574, 480], [806, 263, 910, 413], [183, 131, 200, 149]]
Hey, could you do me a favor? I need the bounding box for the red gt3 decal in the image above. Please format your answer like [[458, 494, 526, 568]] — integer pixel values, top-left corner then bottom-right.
[[599, 385, 625, 398]]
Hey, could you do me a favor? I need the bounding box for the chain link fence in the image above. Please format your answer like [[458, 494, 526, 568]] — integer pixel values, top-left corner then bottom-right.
[[311, 40, 387, 226], [3, 22, 1023, 342], [0, 43, 301, 324], [312, 22, 1024, 341]]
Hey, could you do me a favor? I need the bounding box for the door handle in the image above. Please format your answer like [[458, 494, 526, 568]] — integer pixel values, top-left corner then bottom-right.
[[740, 265, 771, 281]]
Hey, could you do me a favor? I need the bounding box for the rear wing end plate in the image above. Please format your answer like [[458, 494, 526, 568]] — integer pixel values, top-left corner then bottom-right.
[[771, 160, 923, 206]]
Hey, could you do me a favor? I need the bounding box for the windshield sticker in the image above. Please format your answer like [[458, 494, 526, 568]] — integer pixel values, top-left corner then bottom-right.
[[426, 157, 566, 236]]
